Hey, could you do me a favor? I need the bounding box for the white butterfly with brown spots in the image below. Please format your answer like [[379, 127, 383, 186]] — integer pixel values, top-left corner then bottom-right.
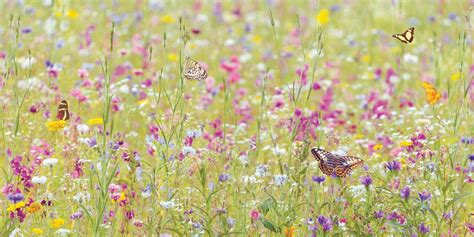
[[183, 56, 207, 81]]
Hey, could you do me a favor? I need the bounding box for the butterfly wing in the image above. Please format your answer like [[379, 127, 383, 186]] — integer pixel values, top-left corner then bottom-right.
[[312, 148, 339, 176], [319, 162, 334, 176], [311, 148, 364, 177], [392, 34, 408, 43], [404, 27, 414, 42], [311, 148, 334, 162], [184, 58, 207, 81], [56, 100, 69, 121], [334, 155, 364, 177], [392, 27, 415, 44]]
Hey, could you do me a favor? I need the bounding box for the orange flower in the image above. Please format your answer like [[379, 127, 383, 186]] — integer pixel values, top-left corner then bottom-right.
[[421, 82, 441, 104], [284, 226, 295, 237], [27, 202, 41, 214]]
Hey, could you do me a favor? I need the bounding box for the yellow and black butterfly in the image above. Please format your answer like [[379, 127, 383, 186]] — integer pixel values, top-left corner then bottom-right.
[[392, 27, 415, 44], [183, 56, 207, 81], [56, 100, 69, 121], [311, 148, 364, 177]]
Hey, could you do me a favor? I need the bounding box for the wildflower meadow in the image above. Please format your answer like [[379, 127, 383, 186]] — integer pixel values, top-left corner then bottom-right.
[[1, 0, 473, 236]]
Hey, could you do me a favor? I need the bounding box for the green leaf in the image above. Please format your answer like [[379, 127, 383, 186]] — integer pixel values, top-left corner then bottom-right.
[[442, 178, 455, 195], [261, 219, 279, 233], [446, 192, 473, 209], [428, 208, 438, 223], [259, 198, 274, 215]]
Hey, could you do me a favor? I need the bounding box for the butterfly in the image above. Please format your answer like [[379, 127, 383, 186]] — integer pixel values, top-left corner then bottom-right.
[[183, 56, 207, 81], [310, 148, 364, 177], [392, 27, 415, 44], [56, 99, 69, 121]]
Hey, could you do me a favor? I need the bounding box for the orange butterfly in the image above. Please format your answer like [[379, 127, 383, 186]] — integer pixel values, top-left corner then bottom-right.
[[311, 148, 364, 177]]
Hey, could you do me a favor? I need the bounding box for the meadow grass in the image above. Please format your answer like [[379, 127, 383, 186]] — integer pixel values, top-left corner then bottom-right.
[[0, 0, 473, 236]]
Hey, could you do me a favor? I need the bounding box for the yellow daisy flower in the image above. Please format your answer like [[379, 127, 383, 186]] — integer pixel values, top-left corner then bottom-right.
[[88, 117, 104, 126], [316, 9, 330, 25], [46, 120, 67, 131], [51, 218, 65, 229]]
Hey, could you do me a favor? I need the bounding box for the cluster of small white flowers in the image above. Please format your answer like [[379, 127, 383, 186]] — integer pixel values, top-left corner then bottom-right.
[[73, 192, 91, 204], [182, 146, 196, 156], [273, 174, 288, 186], [43, 158, 58, 167], [255, 164, 268, 177], [32, 176, 48, 184], [160, 200, 176, 209]]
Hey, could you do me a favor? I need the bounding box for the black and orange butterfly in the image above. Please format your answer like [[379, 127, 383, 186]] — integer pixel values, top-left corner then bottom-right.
[[392, 27, 415, 44], [311, 148, 364, 177], [56, 100, 69, 121]]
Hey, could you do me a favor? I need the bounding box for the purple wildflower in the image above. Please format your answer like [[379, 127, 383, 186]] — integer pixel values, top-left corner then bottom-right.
[[7, 192, 24, 203], [218, 173, 231, 183], [418, 222, 430, 234], [385, 160, 401, 171], [442, 211, 452, 221], [374, 210, 384, 219], [359, 175, 372, 187], [418, 191, 432, 202], [312, 176, 326, 184], [461, 137, 474, 144], [400, 186, 411, 200], [70, 211, 83, 220], [317, 215, 333, 232]]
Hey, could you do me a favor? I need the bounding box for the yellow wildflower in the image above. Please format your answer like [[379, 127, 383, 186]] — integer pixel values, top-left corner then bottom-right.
[[400, 141, 413, 147], [7, 204, 15, 212], [316, 9, 330, 25], [51, 218, 65, 229], [7, 201, 26, 212], [373, 144, 383, 151], [284, 226, 295, 237], [54, 11, 62, 18], [167, 53, 178, 62], [88, 117, 103, 126], [451, 72, 461, 81], [251, 34, 262, 44], [188, 43, 197, 49], [46, 120, 66, 131], [31, 228, 44, 234], [112, 192, 126, 203], [27, 202, 41, 214], [354, 134, 364, 139], [421, 82, 441, 104], [66, 9, 79, 19], [400, 158, 406, 168], [137, 99, 148, 106], [160, 15, 175, 24], [362, 55, 371, 63]]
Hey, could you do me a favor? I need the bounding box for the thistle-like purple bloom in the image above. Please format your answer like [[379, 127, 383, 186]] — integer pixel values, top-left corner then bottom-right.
[[359, 175, 372, 187], [468, 154, 474, 161], [70, 211, 83, 220], [88, 137, 97, 147], [374, 210, 384, 219], [400, 186, 411, 200], [418, 222, 430, 234], [218, 173, 231, 183], [442, 211, 453, 221], [418, 191, 432, 202], [312, 175, 326, 184], [385, 161, 401, 171], [317, 215, 333, 232], [7, 192, 24, 203], [461, 137, 474, 144]]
